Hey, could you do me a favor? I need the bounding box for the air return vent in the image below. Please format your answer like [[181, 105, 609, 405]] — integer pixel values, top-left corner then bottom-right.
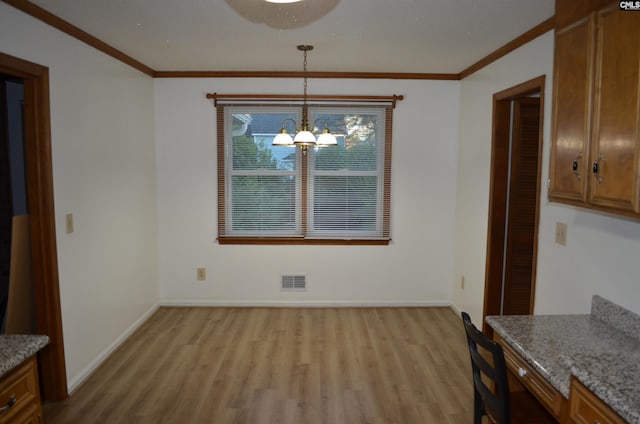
[[281, 274, 306, 291]]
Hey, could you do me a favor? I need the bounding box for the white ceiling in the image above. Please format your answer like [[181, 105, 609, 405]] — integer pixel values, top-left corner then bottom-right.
[[27, 0, 555, 74]]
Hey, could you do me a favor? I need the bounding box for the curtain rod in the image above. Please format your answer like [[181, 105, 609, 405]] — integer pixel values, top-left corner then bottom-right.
[[206, 93, 404, 108]]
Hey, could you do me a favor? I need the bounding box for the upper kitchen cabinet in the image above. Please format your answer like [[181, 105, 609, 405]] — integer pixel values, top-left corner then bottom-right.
[[549, 1, 640, 217]]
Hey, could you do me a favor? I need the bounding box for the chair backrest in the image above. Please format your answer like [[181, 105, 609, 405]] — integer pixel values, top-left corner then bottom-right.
[[461, 311, 511, 424]]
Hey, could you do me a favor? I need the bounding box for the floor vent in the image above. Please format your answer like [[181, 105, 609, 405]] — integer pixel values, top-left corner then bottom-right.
[[281, 274, 306, 291]]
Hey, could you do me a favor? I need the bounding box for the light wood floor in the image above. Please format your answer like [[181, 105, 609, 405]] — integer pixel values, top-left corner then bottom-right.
[[43, 307, 474, 423]]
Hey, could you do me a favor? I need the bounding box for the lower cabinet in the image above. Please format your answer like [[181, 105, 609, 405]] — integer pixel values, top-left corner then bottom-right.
[[494, 333, 566, 420], [0, 356, 42, 424], [569, 378, 625, 424]]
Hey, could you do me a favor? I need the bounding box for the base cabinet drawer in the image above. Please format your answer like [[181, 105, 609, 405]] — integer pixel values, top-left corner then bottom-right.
[[0, 357, 42, 424], [569, 378, 625, 424], [6, 403, 41, 424], [494, 334, 564, 419]]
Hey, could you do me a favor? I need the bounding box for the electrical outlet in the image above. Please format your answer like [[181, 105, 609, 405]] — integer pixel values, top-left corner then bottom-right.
[[197, 267, 206, 281], [460, 275, 465, 290], [555, 222, 567, 246], [65, 213, 74, 234]]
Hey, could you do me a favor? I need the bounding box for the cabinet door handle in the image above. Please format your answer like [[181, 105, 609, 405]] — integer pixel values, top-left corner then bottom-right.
[[518, 367, 528, 378], [572, 152, 582, 180], [0, 394, 17, 413], [592, 153, 604, 184]]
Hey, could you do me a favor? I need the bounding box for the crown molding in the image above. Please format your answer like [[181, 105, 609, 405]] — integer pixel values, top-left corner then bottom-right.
[[457, 17, 555, 79], [3, 0, 554, 81], [1, 0, 155, 76], [153, 70, 460, 80]]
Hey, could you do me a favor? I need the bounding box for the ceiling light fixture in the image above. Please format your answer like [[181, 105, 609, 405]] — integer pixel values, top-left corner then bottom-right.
[[272, 45, 337, 154], [264, 0, 303, 3]]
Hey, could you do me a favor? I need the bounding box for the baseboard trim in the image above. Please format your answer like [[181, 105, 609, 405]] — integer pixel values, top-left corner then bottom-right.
[[449, 303, 463, 318], [158, 299, 452, 308], [67, 303, 160, 394]]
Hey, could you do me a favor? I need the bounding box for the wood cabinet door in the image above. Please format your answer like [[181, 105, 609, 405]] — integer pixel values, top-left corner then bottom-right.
[[589, 6, 640, 212], [549, 15, 595, 203], [569, 378, 626, 424]]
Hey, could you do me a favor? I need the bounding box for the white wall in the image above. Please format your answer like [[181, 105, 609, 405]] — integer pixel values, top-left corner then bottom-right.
[[6, 0, 638, 393], [453, 31, 640, 324], [0, 3, 159, 390], [154, 78, 460, 305]]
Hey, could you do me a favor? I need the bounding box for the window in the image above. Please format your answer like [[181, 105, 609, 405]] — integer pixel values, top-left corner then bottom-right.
[[225, 108, 301, 237], [213, 95, 399, 245], [308, 107, 386, 239]]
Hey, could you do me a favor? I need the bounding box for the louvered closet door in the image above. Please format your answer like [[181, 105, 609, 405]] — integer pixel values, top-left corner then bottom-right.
[[503, 97, 540, 316]]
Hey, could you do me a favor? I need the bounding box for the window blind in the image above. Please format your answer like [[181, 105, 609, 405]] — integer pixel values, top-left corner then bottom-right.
[[224, 107, 302, 237], [307, 107, 386, 239]]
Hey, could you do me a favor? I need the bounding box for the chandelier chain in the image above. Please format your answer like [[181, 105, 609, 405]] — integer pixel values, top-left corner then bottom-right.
[[303, 47, 308, 105], [271, 44, 336, 153]]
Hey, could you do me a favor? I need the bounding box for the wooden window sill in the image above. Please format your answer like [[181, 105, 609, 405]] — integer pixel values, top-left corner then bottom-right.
[[217, 237, 391, 246]]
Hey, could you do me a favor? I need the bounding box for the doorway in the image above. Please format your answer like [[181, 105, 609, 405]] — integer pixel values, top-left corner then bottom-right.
[[0, 51, 68, 400], [483, 76, 545, 327], [0, 76, 28, 332]]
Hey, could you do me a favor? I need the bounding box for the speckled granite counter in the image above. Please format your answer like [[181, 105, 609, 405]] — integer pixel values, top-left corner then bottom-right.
[[0, 334, 49, 378], [486, 296, 640, 424]]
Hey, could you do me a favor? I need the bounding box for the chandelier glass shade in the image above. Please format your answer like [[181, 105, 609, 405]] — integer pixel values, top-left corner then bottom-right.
[[273, 118, 337, 148]]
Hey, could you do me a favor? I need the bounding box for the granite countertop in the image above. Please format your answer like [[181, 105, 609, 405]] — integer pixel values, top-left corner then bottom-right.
[[486, 296, 640, 424], [0, 334, 49, 378]]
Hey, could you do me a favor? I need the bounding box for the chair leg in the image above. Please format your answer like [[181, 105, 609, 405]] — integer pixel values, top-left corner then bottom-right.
[[473, 388, 484, 424]]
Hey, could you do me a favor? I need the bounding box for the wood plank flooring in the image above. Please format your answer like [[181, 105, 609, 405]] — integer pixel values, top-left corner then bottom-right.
[[43, 307, 474, 423]]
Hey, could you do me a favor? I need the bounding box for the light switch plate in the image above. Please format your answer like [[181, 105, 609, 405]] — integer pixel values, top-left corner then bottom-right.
[[65, 213, 74, 234], [555, 222, 567, 246], [197, 267, 206, 281]]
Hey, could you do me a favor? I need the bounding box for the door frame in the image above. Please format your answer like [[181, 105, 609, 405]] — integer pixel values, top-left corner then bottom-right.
[[0, 51, 68, 400], [483, 75, 545, 329]]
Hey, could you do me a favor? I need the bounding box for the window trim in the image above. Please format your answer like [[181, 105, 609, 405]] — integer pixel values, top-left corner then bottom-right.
[[212, 93, 402, 245]]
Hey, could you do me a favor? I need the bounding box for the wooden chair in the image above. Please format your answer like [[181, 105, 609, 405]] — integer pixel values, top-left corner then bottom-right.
[[461, 312, 556, 424]]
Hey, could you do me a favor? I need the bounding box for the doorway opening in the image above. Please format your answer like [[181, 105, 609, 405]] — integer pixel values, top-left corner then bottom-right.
[[0, 51, 68, 400], [0, 75, 30, 333], [483, 76, 545, 328]]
